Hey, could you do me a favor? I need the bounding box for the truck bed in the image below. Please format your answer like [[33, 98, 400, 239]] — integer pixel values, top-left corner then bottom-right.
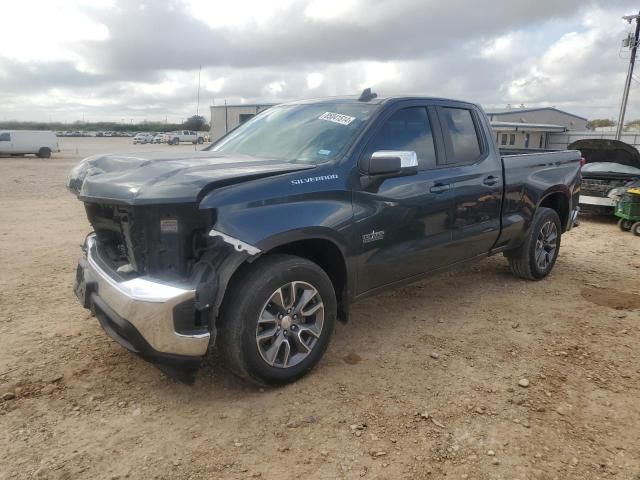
[[494, 149, 582, 252]]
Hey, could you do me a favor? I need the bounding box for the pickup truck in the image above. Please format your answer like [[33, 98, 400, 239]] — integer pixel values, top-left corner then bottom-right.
[[68, 90, 581, 385], [167, 130, 205, 145]]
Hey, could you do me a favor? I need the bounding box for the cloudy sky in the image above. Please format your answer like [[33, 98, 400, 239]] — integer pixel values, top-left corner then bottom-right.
[[1, 0, 639, 123]]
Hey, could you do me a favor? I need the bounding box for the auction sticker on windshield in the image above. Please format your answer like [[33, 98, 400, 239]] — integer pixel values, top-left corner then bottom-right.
[[318, 112, 356, 126]]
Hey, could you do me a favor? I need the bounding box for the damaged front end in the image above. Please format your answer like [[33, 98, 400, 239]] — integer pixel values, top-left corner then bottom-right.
[[74, 201, 258, 383]]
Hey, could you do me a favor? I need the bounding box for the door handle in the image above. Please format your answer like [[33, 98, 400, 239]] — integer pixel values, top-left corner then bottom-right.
[[483, 176, 499, 186], [430, 183, 450, 193]]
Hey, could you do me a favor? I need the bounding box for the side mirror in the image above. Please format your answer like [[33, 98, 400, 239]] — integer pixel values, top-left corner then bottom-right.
[[361, 150, 418, 176]]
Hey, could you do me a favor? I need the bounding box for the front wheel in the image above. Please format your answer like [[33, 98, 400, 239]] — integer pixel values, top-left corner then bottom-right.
[[507, 207, 561, 280], [218, 254, 336, 386], [631, 222, 640, 236], [618, 218, 633, 231]]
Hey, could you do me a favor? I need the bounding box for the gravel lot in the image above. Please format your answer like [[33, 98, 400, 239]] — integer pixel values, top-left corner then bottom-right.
[[1, 138, 639, 480]]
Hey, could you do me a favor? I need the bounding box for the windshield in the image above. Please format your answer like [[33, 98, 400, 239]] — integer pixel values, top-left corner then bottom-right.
[[209, 103, 379, 164]]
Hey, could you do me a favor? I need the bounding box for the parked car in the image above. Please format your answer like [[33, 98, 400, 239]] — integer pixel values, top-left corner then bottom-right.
[[153, 133, 167, 144], [570, 139, 640, 214], [68, 91, 581, 385], [167, 130, 205, 145], [0, 130, 60, 158], [132, 133, 154, 144]]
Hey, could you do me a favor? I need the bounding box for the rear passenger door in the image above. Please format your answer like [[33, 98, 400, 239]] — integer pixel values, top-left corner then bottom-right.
[[434, 103, 503, 258]]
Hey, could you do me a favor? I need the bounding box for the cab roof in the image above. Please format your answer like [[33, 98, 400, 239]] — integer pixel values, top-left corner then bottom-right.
[[281, 92, 475, 107]]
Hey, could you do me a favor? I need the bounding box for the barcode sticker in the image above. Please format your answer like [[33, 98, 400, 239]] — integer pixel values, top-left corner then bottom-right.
[[318, 112, 356, 126]]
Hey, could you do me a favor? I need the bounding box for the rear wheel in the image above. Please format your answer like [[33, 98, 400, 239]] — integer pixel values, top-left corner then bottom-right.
[[618, 218, 633, 231], [218, 254, 336, 386], [37, 147, 51, 158], [197, 137, 204, 144], [507, 207, 561, 280], [631, 222, 640, 236]]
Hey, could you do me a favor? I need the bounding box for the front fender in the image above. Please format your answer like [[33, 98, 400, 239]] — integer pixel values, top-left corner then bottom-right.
[[214, 194, 354, 252], [199, 168, 354, 250]]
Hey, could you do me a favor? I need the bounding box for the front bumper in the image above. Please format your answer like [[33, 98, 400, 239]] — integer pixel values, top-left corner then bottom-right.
[[579, 195, 616, 207], [74, 234, 210, 383]]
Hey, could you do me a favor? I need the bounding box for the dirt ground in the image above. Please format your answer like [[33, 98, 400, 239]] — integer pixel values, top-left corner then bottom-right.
[[1, 138, 639, 480]]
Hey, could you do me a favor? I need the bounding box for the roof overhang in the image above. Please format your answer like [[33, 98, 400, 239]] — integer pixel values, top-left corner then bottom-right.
[[490, 122, 566, 133]]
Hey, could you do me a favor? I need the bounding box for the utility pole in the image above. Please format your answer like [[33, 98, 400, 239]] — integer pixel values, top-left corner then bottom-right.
[[196, 64, 202, 117], [616, 11, 640, 140]]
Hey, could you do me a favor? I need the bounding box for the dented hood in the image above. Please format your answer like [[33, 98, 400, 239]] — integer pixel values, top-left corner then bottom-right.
[[67, 150, 314, 205]]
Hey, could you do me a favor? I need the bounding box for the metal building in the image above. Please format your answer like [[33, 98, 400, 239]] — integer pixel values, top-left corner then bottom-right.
[[210, 103, 276, 142], [490, 121, 567, 150], [486, 107, 588, 131], [487, 107, 588, 151]]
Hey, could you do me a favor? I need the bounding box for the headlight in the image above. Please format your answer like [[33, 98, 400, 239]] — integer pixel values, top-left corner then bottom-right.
[[67, 155, 99, 194], [607, 187, 627, 199]]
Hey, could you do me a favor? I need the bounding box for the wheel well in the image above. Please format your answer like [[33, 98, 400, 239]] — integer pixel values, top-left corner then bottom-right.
[[539, 193, 569, 231], [269, 239, 348, 321]]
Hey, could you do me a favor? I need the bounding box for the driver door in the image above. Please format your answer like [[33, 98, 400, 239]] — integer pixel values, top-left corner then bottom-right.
[[353, 103, 457, 294]]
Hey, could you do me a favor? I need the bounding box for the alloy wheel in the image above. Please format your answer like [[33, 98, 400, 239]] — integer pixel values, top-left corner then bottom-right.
[[256, 281, 324, 368], [534, 220, 558, 271]]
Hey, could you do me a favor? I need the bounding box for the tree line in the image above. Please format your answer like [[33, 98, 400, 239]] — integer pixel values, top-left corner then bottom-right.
[[586, 118, 640, 130], [0, 115, 210, 132]]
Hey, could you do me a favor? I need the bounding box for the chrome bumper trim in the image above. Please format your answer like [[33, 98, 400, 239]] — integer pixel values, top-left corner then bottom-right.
[[209, 228, 261, 255], [567, 206, 580, 231], [579, 195, 616, 207], [84, 234, 209, 356]]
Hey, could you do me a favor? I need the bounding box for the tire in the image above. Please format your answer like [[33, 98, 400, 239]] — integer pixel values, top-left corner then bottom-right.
[[618, 218, 633, 231], [507, 207, 562, 280], [218, 254, 337, 386], [631, 222, 640, 236], [172, 138, 179, 145], [197, 137, 204, 144], [37, 147, 51, 158]]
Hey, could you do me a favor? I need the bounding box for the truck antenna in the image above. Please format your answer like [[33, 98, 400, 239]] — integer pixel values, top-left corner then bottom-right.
[[358, 88, 378, 102]]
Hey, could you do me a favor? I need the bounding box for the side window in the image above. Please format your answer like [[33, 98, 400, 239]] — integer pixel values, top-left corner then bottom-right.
[[501, 133, 507, 145], [539, 134, 544, 149], [438, 107, 482, 165], [367, 107, 437, 170], [0, 132, 10, 141], [509, 134, 515, 145]]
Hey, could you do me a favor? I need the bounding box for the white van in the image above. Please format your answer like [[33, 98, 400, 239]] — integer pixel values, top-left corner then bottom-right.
[[0, 130, 60, 158]]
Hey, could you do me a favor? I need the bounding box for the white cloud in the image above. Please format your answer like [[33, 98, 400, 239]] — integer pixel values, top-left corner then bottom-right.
[[0, 0, 111, 63], [306, 72, 324, 89], [480, 34, 516, 59], [2, 0, 640, 122]]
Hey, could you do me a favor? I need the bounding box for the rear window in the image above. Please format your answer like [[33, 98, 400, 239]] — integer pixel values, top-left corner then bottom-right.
[[438, 107, 483, 165]]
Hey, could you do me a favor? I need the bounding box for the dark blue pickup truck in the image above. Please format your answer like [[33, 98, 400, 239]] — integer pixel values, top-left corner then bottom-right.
[[68, 90, 581, 385]]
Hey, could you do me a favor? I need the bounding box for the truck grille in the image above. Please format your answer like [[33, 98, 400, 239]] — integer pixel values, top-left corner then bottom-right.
[[84, 203, 145, 273], [581, 178, 626, 198], [83, 202, 213, 279]]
